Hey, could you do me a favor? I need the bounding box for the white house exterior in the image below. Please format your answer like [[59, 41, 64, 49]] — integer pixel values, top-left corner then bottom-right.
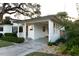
[[0, 24, 13, 35], [13, 15, 64, 42], [0, 15, 64, 42]]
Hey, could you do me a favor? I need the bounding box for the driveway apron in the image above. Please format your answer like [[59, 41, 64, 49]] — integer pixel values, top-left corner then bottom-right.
[[0, 37, 48, 56]]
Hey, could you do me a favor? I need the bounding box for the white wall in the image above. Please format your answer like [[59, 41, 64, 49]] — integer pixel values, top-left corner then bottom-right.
[[34, 23, 48, 39], [0, 25, 12, 34], [28, 25, 35, 39], [48, 20, 54, 42], [28, 23, 48, 40], [52, 25, 60, 42], [23, 23, 26, 39], [18, 32, 23, 38], [4, 25, 12, 33], [48, 20, 61, 42]]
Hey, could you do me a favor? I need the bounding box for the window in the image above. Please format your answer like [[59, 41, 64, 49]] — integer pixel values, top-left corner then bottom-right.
[[19, 26, 23, 32], [0, 27, 3, 31], [12, 26, 23, 33], [43, 26, 46, 32], [12, 26, 18, 33]]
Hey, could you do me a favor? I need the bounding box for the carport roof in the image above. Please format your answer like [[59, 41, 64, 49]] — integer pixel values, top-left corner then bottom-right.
[[11, 15, 63, 25]]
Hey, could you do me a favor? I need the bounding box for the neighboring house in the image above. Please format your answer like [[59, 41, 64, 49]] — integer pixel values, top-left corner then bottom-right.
[[0, 15, 64, 42], [12, 15, 64, 42]]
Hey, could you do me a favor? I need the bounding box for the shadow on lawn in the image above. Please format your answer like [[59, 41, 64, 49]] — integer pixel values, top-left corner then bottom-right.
[[26, 52, 58, 56]]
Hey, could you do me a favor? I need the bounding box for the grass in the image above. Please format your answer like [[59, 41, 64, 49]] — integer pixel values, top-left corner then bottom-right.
[[26, 52, 56, 56], [0, 40, 13, 47]]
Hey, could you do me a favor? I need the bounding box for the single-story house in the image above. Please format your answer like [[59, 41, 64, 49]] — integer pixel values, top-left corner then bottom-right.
[[0, 15, 64, 42], [12, 15, 64, 42]]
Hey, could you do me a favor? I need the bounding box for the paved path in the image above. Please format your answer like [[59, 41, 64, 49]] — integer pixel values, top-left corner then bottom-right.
[[0, 38, 48, 56]]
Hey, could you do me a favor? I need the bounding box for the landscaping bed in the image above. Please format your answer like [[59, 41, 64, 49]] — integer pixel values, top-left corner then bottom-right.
[[0, 37, 24, 43], [0, 33, 24, 43]]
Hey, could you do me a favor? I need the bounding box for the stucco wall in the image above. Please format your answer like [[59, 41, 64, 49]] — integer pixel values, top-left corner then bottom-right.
[[34, 23, 48, 39], [28, 23, 48, 40], [18, 32, 23, 38], [28, 25, 35, 39], [48, 20, 61, 42], [0, 25, 12, 34], [48, 20, 54, 42], [4, 25, 12, 33], [52, 27, 60, 42]]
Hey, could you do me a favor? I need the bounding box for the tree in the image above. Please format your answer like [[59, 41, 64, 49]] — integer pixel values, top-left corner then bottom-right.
[[56, 12, 79, 55], [56, 12, 68, 19], [0, 3, 41, 22], [56, 12, 72, 30]]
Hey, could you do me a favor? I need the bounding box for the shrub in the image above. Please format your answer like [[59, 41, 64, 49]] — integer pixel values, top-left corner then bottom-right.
[[55, 37, 66, 44], [0, 37, 24, 43], [58, 44, 67, 54], [48, 42, 53, 46], [48, 37, 66, 46], [68, 46, 79, 56], [68, 30, 79, 38], [60, 37, 79, 55], [65, 37, 79, 49], [52, 37, 66, 46], [0, 33, 3, 38], [4, 33, 17, 37]]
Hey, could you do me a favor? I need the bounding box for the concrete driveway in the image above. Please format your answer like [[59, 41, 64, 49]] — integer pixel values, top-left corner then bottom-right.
[[0, 37, 48, 56]]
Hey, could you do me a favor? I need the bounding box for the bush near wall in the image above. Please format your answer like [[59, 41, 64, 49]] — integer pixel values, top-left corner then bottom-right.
[[0, 33, 3, 38], [0, 37, 24, 43], [0, 33, 24, 43], [48, 42, 53, 46], [4, 33, 17, 37], [48, 37, 66, 46], [59, 37, 79, 55]]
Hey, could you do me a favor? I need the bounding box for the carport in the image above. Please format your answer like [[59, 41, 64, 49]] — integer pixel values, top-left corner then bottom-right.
[[13, 15, 62, 42]]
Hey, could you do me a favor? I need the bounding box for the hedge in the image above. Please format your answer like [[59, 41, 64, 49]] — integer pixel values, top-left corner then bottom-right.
[[0, 33, 3, 38], [0, 36, 24, 43], [48, 42, 53, 46], [4, 33, 17, 37]]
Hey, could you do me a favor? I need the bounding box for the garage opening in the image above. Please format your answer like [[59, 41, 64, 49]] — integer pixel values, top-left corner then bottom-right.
[[27, 21, 48, 42]]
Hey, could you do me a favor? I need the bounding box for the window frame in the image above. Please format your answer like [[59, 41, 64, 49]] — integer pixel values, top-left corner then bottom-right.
[[0, 27, 3, 31]]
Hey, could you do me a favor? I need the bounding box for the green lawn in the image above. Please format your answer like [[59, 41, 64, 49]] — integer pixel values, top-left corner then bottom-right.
[[26, 52, 56, 56], [0, 40, 13, 47]]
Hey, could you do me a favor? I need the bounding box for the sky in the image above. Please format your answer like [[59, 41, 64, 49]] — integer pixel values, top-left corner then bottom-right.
[[1, 0, 79, 20]]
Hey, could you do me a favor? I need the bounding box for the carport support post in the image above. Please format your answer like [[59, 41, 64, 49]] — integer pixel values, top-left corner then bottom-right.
[[23, 23, 26, 40], [17, 23, 20, 37], [48, 20, 54, 42]]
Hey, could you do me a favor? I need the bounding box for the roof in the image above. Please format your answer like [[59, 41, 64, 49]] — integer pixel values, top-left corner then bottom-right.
[[11, 15, 63, 25]]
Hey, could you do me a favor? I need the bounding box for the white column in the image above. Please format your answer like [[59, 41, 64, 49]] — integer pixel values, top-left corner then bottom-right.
[[48, 20, 54, 42], [17, 23, 20, 37], [23, 23, 26, 40]]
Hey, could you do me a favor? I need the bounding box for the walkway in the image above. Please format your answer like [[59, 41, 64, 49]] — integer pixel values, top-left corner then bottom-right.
[[0, 37, 48, 56]]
